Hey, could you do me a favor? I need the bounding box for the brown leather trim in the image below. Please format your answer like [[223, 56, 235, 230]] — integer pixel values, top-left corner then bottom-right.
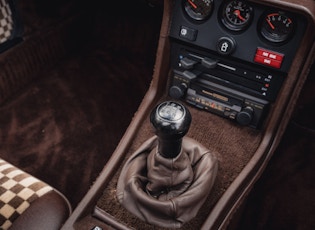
[[115, 136, 218, 228]]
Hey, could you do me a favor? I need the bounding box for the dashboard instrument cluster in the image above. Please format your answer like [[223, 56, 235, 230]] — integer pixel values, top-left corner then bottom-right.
[[183, 0, 296, 44], [169, 0, 307, 128]]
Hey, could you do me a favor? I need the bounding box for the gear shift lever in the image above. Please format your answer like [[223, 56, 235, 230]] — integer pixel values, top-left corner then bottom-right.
[[116, 101, 218, 228], [150, 101, 191, 158], [147, 101, 193, 199]]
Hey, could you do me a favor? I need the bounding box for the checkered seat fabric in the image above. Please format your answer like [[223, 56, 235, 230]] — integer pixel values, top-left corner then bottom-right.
[[0, 159, 71, 229], [0, 0, 14, 44]]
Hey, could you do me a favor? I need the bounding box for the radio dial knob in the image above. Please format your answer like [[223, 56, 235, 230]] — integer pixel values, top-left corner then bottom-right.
[[169, 83, 187, 99], [237, 106, 254, 126]]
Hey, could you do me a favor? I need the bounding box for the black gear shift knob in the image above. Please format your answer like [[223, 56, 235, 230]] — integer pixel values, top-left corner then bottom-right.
[[150, 101, 191, 158]]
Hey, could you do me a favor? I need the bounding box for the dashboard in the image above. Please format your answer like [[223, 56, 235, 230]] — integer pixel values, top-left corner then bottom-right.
[[168, 0, 307, 128]]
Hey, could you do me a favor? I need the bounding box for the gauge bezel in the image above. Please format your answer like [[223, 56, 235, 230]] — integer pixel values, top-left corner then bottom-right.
[[183, 0, 214, 21], [220, 0, 254, 32], [259, 11, 295, 44]]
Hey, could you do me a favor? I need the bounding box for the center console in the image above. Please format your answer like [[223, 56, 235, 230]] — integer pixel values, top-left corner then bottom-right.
[[61, 0, 315, 229], [168, 0, 306, 128]]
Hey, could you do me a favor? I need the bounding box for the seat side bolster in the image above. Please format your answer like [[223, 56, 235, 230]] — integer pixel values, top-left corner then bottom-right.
[[10, 190, 71, 230]]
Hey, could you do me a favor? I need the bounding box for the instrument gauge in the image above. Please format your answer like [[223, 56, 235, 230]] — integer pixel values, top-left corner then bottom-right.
[[221, 0, 253, 31], [184, 0, 214, 21], [260, 12, 294, 43]]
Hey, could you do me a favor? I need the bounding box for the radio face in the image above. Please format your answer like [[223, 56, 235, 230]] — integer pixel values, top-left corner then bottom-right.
[[168, 0, 307, 129], [170, 68, 269, 129], [169, 43, 275, 128]]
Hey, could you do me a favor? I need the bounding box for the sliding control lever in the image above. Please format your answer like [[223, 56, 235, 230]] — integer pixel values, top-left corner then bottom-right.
[[150, 101, 191, 158]]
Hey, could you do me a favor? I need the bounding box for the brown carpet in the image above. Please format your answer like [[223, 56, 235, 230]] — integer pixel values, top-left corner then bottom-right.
[[96, 96, 262, 229], [236, 122, 315, 230], [0, 0, 162, 208], [235, 65, 315, 230]]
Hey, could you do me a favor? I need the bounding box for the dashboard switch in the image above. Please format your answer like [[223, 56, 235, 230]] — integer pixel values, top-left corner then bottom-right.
[[179, 26, 197, 41], [217, 37, 236, 55], [254, 48, 284, 69]]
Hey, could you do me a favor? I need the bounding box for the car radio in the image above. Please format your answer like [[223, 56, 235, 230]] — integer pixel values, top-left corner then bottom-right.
[[168, 0, 307, 129], [169, 44, 271, 128]]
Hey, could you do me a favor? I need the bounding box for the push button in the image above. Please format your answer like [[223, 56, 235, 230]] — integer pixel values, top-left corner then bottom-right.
[[254, 48, 284, 69], [217, 37, 236, 55], [179, 26, 197, 41]]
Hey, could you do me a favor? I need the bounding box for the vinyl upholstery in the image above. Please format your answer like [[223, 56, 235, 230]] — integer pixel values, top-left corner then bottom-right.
[[0, 158, 71, 229]]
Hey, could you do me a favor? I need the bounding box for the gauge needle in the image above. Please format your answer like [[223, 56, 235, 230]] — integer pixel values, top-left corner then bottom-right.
[[188, 0, 197, 9], [234, 10, 245, 21], [266, 19, 275, 30]]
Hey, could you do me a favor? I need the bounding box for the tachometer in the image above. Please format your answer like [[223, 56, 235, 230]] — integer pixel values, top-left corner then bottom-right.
[[221, 0, 253, 31], [184, 0, 214, 21], [260, 11, 294, 43]]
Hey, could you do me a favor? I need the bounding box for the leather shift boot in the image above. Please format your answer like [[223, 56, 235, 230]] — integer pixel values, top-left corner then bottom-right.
[[116, 136, 218, 228], [146, 147, 194, 200]]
